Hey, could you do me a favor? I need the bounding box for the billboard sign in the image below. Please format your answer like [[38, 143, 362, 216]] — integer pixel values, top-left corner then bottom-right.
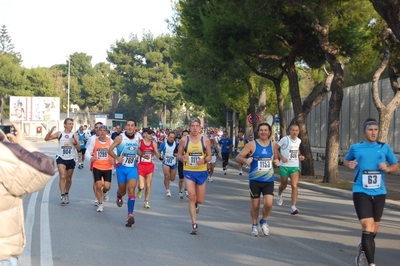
[[10, 96, 60, 121]]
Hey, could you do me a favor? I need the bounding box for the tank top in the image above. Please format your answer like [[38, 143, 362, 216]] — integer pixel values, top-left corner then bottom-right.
[[57, 131, 76, 160], [183, 136, 207, 172], [139, 139, 155, 164], [278, 136, 301, 167], [162, 140, 177, 167], [248, 140, 274, 182], [78, 132, 86, 149], [92, 137, 112, 171], [116, 132, 140, 167]]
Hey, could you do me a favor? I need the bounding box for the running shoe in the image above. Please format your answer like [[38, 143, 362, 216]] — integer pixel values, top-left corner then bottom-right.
[[195, 203, 199, 213], [60, 195, 66, 205], [166, 189, 171, 197], [179, 191, 184, 199], [81, 164, 84, 169], [239, 171, 242, 175], [125, 214, 135, 227], [251, 225, 259, 237], [223, 170, 226, 175], [355, 241, 366, 266], [97, 204, 104, 212], [103, 192, 109, 202], [290, 206, 299, 215], [190, 223, 198, 235], [207, 176, 213, 182], [276, 195, 283, 206], [64, 194, 70, 204], [116, 196, 123, 207], [260, 220, 269, 236], [94, 199, 98, 206], [185, 189, 189, 198], [137, 188, 142, 199], [144, 201, 151, 209]]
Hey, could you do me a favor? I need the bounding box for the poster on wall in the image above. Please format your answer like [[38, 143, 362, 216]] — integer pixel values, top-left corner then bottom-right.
[[10, 96, 60, 121]]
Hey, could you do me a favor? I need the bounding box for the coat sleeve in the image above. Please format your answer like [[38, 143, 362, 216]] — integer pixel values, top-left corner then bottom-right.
[[0, 142, 55, 197]]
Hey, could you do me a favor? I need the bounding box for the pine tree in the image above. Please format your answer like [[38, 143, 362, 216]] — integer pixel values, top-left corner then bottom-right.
[[0, 25, 20, 58]]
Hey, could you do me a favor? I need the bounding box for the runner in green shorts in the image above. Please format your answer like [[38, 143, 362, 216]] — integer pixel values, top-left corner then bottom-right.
[[275, 124, 305, 215]]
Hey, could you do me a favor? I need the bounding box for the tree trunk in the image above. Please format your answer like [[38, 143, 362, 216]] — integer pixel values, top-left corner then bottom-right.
[[245, 79, 258, 138], [286, 30, 314, 176], [168, 107, 173, 129], [312, 21, 344, 183], [371, 28, 400, 142], [273, 75, 287, 138], [111, 92, 121, 118], [0, 95, 4, 125], [84, 106, 92, 129], [257, 83, 266, 122], [142, 100, 152, 128]]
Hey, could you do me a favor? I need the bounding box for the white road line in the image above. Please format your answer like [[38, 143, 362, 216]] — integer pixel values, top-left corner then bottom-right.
[[19, 192, 38, 266], [41, 173, 58, 266]]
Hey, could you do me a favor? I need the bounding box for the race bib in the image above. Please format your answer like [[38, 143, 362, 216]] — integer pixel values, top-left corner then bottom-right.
[[62, 143, 72, 156], [97, 148, 108, 160], [79, 140, 85, 146], [257, 158, 272, 171], [141, 151, 153, 163], [123, 155, 136, 167], [164, 156, 176, 166], [362, 170, 382, 189], [188, 153, 202, 166], [289, 149, 298, 160]]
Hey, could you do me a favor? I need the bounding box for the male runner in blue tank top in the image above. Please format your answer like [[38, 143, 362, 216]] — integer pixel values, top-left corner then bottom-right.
[[236, 123, 280, 237], [344, 118, 398, 266], [108, 119, 141, 227]]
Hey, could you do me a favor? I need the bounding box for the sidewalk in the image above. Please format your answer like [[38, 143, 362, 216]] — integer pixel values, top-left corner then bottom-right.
[[225, 156, 400, 211]]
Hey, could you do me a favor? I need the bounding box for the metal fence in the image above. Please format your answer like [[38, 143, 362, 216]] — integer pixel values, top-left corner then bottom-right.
[[284, 78, 400, 153]]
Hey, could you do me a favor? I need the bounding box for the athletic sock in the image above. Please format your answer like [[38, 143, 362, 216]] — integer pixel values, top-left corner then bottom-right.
[[127, 194, 135, 214], [362, 231, 375, 264]]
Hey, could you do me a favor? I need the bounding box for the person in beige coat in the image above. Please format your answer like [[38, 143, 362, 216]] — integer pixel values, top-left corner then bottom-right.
[[0, 123, 55, 265]]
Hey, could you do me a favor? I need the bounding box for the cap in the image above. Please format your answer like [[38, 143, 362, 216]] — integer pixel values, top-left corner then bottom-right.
[[99, 125, 108, 130], [142, 127, 155, 135]]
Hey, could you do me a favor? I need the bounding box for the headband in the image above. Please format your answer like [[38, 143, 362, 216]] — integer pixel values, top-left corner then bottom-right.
[[363, 121, 378, 133]]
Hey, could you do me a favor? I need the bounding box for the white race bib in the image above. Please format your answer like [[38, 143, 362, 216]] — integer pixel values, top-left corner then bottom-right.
[[188, 153, 202, 166], [164, 156, 176, 166], [62, 143, 72, 157], [141, 151, 153, 163], [362, 170, 382, 189], [97, 148, 108, 160], [289, 149, 298, 160], [123, 155, 136, 167], [257, 158, 272, 171]]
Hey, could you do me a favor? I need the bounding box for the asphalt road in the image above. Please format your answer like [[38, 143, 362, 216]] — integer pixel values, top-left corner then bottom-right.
[[19, 142, 400, 266]]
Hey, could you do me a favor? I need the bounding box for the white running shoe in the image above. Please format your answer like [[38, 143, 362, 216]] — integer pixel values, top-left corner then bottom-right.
[[60, 195, 66, 205], [64, 194, 70, 204], [239, 171, 242, 175], [94, 199, 98, 206], [207, 176, 213, 182], [260, 221, 269, 236], [97, 204, 104, 212], [251, 225, 259, 237], [179, 192, 184, 199], [103, 192, 109, 202], [185, 189, 189, 198], [290, 206, 299, 215], [166, 189, 171, 197], [276, 195, 283, 206]]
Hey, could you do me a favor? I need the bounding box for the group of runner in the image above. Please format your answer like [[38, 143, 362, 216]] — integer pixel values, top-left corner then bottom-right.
[[45, 117, 397, 265]]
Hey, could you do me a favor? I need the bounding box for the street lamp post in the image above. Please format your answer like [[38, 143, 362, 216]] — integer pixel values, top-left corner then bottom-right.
[[67, 57, 70, 118]]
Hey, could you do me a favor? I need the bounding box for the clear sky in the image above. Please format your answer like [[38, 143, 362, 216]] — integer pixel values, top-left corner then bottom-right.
[[0, 0, 174, 68]]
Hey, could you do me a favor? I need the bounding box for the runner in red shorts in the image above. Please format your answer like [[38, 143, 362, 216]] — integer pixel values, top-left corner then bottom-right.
[[137, 128, 162, 209]]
